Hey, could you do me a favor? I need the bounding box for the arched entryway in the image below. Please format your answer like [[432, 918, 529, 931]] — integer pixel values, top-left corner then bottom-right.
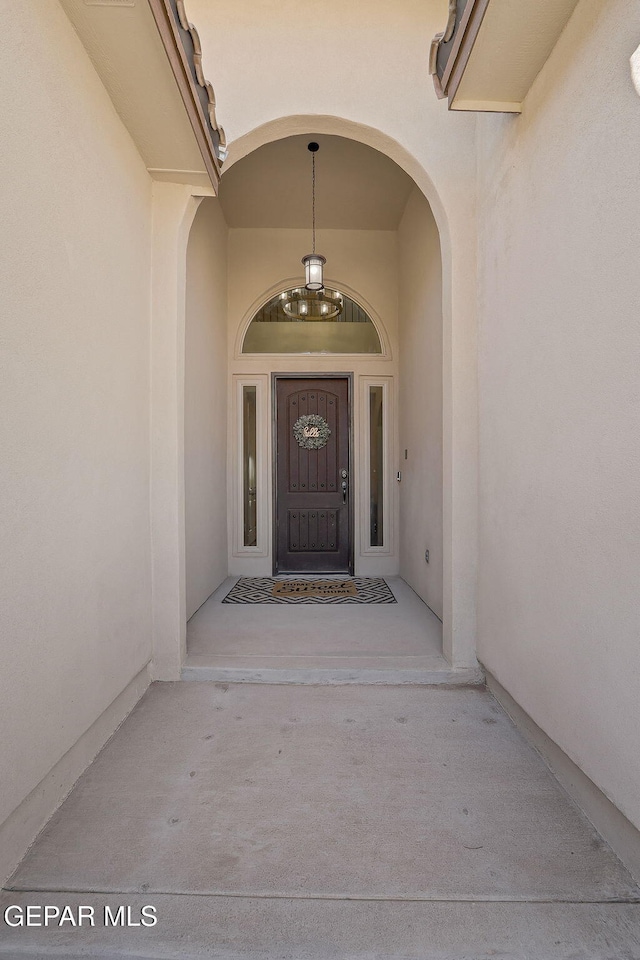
[[151, 115, 478, 679], [182, 128, 450, 664]]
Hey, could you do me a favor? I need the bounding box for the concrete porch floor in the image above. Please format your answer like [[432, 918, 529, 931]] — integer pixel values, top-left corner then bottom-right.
[[2, 682, 639, 958], [184, 576, 482, 684]]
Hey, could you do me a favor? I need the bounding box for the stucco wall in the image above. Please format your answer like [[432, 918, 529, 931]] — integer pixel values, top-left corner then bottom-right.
[[398, 188, 443, 618], [0, 2, 153, 832], [187, 0, 475, 227], [228, 228, 399, 354], [476, 0, 640, 827], [185, 199, 229, 618]]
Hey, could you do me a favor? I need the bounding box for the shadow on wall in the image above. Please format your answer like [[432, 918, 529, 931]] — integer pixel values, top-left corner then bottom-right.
[[184, 199, 229, 619]]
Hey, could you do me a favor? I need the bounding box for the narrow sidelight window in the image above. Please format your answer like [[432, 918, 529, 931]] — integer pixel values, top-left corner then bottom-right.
[[369, 385, 384, 546], [243, 386, 257, 547]]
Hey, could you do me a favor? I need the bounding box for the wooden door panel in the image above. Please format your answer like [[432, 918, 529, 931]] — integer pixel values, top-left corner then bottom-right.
[[288, 509, 339, 552], [275, 377, 351, 573]]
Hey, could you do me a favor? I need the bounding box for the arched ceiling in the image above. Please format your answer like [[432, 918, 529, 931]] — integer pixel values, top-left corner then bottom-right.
[[218, 135, 415, 230]]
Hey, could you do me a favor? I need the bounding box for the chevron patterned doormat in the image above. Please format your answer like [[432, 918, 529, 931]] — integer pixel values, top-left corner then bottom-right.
[[222, 577, 397, 604]]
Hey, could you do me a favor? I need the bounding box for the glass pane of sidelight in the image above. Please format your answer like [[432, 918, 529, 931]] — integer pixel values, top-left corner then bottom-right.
[[369, 385, 384, 546], [243, 386, 258, 547]]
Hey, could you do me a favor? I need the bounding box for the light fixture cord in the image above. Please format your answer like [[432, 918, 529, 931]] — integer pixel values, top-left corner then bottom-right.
[[312, 150, 316, 254]]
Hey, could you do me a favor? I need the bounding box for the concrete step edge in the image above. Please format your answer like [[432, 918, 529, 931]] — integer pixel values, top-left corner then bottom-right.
[[180, 665, 485, 685]]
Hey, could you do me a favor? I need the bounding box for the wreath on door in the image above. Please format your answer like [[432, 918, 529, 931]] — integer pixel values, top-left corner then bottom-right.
[[293, 414, 331, 450]]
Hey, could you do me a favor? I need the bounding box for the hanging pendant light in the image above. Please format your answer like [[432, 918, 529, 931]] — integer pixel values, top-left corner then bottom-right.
[[302, 252, 326, 291], [282, 141, 343, 321], [304, 142, 324, 290]]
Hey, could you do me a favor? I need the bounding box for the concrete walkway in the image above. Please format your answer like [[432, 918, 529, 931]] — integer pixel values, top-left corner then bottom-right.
[[2, 682, 639, 958], [184, 577, 482, 685]]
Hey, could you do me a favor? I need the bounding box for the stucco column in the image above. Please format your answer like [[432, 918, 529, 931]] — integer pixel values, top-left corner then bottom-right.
[[150, 182, 206, 680], [442, 214, 479, 669]]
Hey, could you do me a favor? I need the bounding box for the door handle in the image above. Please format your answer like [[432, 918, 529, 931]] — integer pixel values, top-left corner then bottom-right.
[[341, 469, 348, 504]]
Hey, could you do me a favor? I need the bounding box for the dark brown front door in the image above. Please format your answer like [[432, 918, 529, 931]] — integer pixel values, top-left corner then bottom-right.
[[275, 377, 351, 573]]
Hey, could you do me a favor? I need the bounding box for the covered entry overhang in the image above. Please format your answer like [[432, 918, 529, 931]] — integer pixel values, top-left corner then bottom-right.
[[430, 0, 582, 112], [59, 0, 224, 187]]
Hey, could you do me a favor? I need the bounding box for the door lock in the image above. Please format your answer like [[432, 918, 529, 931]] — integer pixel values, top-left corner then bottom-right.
[[341, 469, 348, 503]]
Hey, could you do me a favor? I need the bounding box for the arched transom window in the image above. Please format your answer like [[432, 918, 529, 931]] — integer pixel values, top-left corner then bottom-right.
[[242, 286, 383, 355]]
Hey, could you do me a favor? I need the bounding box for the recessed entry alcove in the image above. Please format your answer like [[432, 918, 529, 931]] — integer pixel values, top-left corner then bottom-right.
[[183, 130, 445, 675]]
